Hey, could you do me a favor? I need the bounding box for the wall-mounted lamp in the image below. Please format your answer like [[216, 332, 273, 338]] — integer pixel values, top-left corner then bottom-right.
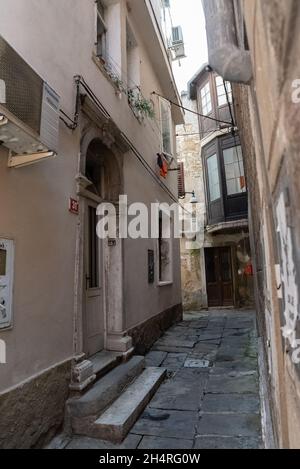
[[180, 191, 198, 204]]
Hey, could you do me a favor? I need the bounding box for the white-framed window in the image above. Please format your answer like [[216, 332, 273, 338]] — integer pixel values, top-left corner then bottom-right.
[[160, 97, 173, 156], [223, 145, 246, 195], [158, 210, 173, 284], [200, 82, 212, 115], [96, 0, 107, 60], [216, 76, 232, 107], [207, 153, 221, 202]]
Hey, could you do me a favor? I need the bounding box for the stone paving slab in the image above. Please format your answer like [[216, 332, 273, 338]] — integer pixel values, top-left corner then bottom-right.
[[138, 436, 193, 449], [197, 413, 261, 437], [152, 345, 198, 354], [201, 393, 260, 414], [194, 436, 261, 449], [145, 351, 168, 367], [149, 369, 209, 411], [154, 337, 197, 349], [66, 434, 142, 449], [131, 408, 199, 440], [207, 374, 259, 394], [211, 358, 257, 374], [161, 352, 188, 371]]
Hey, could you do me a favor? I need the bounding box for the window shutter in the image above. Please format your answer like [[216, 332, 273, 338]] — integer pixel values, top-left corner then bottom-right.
[[178, 162, 186, 198]]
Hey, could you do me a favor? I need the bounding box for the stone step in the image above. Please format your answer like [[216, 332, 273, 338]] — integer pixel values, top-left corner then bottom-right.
[[90, 350, 123, 378], [68, 356, 145, 434], [91, 367, 166, 443]]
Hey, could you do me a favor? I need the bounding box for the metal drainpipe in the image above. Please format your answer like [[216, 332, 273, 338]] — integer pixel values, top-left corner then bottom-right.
[[202, 0, 253, 84]]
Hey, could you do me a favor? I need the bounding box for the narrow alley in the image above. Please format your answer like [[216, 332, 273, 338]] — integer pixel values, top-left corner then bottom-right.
[[52, 310, 262, 450]]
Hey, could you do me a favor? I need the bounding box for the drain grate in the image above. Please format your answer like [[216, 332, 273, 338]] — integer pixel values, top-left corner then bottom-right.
[[184, 358, 210, 368]]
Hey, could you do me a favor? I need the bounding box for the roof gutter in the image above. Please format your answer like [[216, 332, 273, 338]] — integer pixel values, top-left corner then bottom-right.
[[202, 0, 252, 84]]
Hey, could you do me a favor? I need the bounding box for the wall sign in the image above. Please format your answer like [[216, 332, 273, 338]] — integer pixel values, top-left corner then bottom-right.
[[69, 198, 79, 215], [0, 239, 14, 329]]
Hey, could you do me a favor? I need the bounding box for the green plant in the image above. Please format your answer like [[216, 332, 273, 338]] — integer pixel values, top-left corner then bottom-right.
[[127, 89, 155, 119]]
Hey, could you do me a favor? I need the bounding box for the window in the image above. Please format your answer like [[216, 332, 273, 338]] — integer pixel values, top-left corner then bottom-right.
[[0, 249, 6, 276], [216, 76, 232, 107], [160, 98, 173, 156], [207, 154, 221, 202], [127, 21, 140, 97], [223, 145, 246, 195], [200, 82, 212, 115], [88, 207, 99, 289], [158, 210, 173, 283], [96, 0, 107, 60]]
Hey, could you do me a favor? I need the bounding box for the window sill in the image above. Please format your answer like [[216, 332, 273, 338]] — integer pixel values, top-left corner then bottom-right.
[[158, 281, 173, 287], [92, 53, 123, 97]]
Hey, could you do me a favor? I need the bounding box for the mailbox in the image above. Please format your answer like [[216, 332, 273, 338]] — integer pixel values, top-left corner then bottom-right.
[[0, 239, 14, 329]]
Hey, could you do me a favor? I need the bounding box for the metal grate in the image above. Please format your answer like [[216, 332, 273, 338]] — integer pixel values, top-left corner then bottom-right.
[[0, 35, 43, 134]]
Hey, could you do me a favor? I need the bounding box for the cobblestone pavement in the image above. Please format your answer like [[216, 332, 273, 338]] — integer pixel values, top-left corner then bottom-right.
[[64, 310, 263, 449]]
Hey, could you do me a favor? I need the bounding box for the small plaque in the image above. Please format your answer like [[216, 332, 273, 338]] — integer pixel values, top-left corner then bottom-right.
[[69, 198, 79, 215]]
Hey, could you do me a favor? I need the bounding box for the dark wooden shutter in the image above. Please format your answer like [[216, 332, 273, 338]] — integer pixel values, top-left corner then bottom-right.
[[178, 162, 185, 198]]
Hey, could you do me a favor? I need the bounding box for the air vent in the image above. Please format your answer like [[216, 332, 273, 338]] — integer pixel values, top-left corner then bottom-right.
[[0, 35, 43, 134], [0, 35, 60, 167]]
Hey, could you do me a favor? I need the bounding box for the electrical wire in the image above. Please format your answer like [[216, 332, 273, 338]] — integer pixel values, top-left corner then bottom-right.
[[176, 127, 231, 137], [151, 91, 234, 127]]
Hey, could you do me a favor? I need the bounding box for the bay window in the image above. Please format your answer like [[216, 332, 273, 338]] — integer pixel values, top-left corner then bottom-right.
[[203, 135, 248, 225]]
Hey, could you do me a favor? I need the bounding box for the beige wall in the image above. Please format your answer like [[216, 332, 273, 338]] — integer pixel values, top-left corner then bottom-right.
[[0, 0, 182, 393]]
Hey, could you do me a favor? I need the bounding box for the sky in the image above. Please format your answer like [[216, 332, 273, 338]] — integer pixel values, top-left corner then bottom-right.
[[170, 0, 208, 93]]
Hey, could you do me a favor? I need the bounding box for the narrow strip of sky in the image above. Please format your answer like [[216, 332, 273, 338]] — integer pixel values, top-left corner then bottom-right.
[[171, 0, 208, 93]]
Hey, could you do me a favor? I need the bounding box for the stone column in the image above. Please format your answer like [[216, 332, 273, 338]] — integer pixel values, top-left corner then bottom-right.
[[105, 203, 132, 353]]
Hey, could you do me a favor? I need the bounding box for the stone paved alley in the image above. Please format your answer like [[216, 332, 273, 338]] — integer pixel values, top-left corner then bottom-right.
[[54, 310, 262, 450]]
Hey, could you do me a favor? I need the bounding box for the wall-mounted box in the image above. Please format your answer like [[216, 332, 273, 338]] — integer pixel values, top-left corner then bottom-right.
[[0, 239, 14, 329]]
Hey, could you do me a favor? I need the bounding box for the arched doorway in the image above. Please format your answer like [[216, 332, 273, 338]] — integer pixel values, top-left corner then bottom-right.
[[81, 137, 123, 357]]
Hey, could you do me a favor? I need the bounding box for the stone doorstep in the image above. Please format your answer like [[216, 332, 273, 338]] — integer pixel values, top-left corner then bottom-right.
[[90, 367, 167, 443], [68, 356, 146, 431], [90, 350, 124, 378]]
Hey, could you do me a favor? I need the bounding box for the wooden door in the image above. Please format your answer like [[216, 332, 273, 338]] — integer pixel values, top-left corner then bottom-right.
[[83, 203, 104, 357], [205, 247, 234, 307]]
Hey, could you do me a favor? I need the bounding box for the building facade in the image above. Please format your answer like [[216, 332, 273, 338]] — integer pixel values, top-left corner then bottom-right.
[[0, 0, 184, 448], [178, 67, 254, 311], [202, 0, 300, 448]]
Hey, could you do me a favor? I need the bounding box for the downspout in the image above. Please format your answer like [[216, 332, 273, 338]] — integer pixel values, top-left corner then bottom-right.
[[202, 0, 252, 84]]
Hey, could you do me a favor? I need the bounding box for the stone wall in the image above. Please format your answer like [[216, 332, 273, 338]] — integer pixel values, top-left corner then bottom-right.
[[177, 93, 205, 311], [232, 0, 300, 448], [128, 304, 183, 355], [0, 360, 71, 449]]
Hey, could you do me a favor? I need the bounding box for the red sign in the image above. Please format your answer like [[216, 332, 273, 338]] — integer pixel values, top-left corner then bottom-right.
[[69, 198, 79, 215], [244, 264, 253, 276]]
